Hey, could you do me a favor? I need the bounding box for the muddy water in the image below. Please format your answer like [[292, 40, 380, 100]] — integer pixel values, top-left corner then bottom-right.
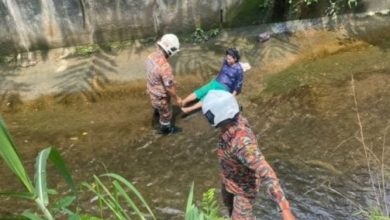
[[1, 28, 390, 219]]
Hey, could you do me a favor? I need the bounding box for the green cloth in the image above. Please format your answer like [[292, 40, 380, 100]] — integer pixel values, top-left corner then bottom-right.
[[194, 79, 228, 100]]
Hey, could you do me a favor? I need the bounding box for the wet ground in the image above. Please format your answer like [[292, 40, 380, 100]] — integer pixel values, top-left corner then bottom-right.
[[1, 24, 390, 219]]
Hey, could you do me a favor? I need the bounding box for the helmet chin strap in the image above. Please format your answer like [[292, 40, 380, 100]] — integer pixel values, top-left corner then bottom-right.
[[216, 113, 239, 129], [204, 110, 215, 126], [157, 45, 169, 58]]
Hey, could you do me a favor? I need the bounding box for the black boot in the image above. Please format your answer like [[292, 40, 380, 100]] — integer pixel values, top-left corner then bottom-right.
[[153, 108, 160, 117], [159, 125, 182, 135], [151, 109, 160, 129]]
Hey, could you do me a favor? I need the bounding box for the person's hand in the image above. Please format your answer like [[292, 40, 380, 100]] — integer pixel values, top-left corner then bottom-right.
[[239, 62, 251, 72], [181, 100, 187, 107], [281, 209, 295, 220], [279, 200, 295, 220], [176, 97, 183, 107], [181, 107, 190, 114]]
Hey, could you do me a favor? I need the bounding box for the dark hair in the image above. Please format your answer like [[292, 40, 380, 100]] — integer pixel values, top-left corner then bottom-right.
[[226, 48, 240, 62]]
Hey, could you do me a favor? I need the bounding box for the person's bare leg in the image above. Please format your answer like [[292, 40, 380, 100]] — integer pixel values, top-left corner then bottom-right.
[[182, 93, 197, 106], [181, 101, 203, 114]]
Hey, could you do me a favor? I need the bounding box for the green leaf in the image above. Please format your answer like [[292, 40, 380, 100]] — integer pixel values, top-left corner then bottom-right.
[[0, 118, 34, 193], [82, 178, 126, 220], [101, 173, 156, 219], [34, 146, 77, 208], [112, 181, 147, 220], [186, 182, 194, 217], [79, 215, 102, 220], [94, 182, 104, 219], [47, 189, 58, 195], [22, 210, 45, 220], [34, 147, 51, 207], [201, 188, 221, 218], [54, 196, 76, 210], [48, 148, 77, 194], [0, 191, 34, 200], [61, 207, 75, 216], [92, 176, 130, 219], [67, 213, 80, 220], [185, 182, 203, 220]]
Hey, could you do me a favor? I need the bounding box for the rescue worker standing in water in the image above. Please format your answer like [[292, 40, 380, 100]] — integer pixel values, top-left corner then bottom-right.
[[201, 90, 295, 220], [146, 34, 183, 135]]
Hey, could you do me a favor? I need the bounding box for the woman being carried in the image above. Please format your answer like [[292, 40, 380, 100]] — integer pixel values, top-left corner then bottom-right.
[[181, 48, 245, 113]]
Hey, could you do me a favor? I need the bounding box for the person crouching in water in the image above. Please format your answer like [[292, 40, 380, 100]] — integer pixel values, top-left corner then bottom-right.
[[181, 48, 244, 114], [201, 90, 296, 220], [146, 34, 183, 135]]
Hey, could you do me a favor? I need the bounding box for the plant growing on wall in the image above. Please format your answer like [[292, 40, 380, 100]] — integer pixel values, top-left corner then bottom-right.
[[289, 0, 357, 7], [292, 0, 358, 15], [190, 27, 221, 44]]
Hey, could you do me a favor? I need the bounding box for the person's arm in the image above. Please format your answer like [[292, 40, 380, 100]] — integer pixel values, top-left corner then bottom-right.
[[217, 59, 227, 75], [161, 64, 182, 106], [166, 86, 182, 106], [233, 68, 244, 95], [234, 138, 295, 220], [182, 92, 197, 107], [181, 101, 202, 114]]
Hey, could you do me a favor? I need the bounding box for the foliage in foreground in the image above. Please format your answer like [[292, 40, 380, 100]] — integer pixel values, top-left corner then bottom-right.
[[83, 177, 227, 220], [369, 208, 390, 220], [82, 173, 156, 220], [0, 117, 79, 220], [0, 116, 227, 219], [185, 183, 227, 220]]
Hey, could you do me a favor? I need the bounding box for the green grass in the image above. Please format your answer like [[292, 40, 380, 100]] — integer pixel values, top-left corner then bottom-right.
[[73, 39, 137, 57], [263, 46, 390, 96], [74, 45, 100, 56], [369, 209, 390, 220]]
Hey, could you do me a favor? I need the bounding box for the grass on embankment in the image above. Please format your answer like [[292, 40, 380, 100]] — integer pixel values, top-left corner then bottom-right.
[[262, 45, 390, 97]]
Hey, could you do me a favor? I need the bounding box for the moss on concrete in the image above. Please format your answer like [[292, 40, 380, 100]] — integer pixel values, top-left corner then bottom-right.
[[226, 0, 272, 27]]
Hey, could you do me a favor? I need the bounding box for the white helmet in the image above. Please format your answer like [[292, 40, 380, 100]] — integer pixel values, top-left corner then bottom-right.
[[157, 34, 180, 57], [202, 90, 240, 127]]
